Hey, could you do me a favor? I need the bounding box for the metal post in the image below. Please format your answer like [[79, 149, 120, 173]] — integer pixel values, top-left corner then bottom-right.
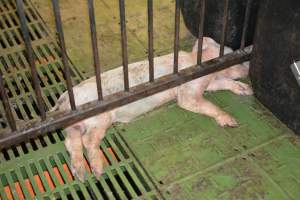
[[52, 0, 76, 110], [16, 0, 46, 120], [119, 0, 130, 91], [148, 0, 154, 82], [197, 0, 206, 65], [240, 0, 253, 49], [173, 0, 180, 74], [88, 0, 103, 100], [0, 72, 17, 131], [219, 0, 229, 57]]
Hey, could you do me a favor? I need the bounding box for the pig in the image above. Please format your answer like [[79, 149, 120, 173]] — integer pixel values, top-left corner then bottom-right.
[[51, 37, 252, 181]]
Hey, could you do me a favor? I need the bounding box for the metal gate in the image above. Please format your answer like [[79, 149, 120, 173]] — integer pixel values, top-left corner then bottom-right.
[[0, 0, 253, 155], [0, 0, 256, 199]]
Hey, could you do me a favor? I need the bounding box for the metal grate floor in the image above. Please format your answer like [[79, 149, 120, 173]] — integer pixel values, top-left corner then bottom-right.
[[0, 129, 160, 199], [0, 0, 83, 129], [0, 0, 161, 199]]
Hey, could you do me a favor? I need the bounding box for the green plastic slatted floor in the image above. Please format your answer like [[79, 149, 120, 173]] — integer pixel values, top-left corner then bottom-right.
[[1, 0, 300, 200], [0, 0, 161, 199], [117, 91, 300, 200]]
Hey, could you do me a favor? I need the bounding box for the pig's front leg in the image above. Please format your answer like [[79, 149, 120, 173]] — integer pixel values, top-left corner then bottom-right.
[[207, 78, 253, 95], [217, 63, 249, 80], [65, 126, 86, 181], [82, 113, 112, 179], [177, 77, 238, 127]]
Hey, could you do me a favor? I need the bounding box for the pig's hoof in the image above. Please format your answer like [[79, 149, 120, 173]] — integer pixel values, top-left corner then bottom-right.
[[216, 114, 238, 127], [90, 160, 103, 179], [71, 162, 87, 182], [233, 82, 253, 96]]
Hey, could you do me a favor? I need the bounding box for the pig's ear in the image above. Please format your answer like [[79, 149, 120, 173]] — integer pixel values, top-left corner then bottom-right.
[[192, 39, 208, 53]]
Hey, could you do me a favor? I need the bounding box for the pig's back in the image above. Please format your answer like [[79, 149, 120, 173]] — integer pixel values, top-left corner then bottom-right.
[[56, 51, 193, 111]]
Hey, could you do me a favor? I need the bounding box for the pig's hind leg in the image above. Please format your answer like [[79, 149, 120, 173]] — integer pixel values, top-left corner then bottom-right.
[[65, 125, 86, 181], [82, 113, 112, 179]]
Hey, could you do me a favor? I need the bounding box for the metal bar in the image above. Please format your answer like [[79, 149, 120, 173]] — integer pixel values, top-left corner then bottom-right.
[[197, 0, 206, 65], [119, 0, 129, 91], [16, 0, 46, 120], [87, 0, 103, 100], [240, 0, 252, 49], [0, 72, 17, 131], [219, 0, 229, 57], [0, 46, 252, 149], [51, 0, 76, 110], [147, 0, 154, 82], [173, 0, 180, 74]]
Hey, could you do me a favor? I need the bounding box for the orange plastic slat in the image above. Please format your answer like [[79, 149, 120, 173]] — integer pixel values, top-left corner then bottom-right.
[[14, 182, 25, 200], [84, 158, 92, 174], [62, 164, 73, 181], [99, 150, 109, 165], [43, 171, 55, 190], [53, 167, 64, 185], [24, 179, 35, 198], [108, 147, 118, 161], [4, 186, 13, 200], [34, 175, 45, 193]]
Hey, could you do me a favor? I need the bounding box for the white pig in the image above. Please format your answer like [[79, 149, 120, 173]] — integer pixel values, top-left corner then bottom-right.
[[51, 37, 252, 181]]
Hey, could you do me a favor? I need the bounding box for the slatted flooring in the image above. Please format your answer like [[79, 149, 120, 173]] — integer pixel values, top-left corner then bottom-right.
[[0, 0, 161, 199]]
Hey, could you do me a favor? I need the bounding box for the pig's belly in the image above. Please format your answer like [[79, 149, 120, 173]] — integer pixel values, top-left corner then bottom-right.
[[112, 88, 177, 123]]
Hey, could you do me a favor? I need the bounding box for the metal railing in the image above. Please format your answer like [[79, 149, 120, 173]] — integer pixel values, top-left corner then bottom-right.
[[0, 0, 254, 149]]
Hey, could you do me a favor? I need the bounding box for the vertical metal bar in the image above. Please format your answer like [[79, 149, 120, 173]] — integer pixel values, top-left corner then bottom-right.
[[16, 0, 46, 120], [173, 0, 180, 74], [147, 0, 154, 82], [87, 0, 103, 100], [240, 0, 253, 49], [197, 0, 206, 65], [219, 0, 229, 57], [119, 0, 129, 91], [0, 72, 17, 131], [51, 0, 76, 110]]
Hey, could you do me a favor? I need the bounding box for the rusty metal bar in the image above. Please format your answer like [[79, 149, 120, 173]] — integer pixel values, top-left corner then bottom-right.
[[52, 0, 76, 110], [0, 46, 252, 149], [88, 0, 103, 100], [0, 72, 17, 131], [16, 0, 46, 120], [219, 0, 229, 57], [148, 0, 154, 82], [197, 0, 206, 65], [119, 0, 130, 91], [240, 0, 253, 49], [173, 0, 180, 74]]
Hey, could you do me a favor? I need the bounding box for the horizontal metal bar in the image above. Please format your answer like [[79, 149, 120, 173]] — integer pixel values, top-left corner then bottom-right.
[[52, 0, 76, 110], [88, 0, 103, 101], [16, 0, 46, 120], [0, 46, 252, 149]]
